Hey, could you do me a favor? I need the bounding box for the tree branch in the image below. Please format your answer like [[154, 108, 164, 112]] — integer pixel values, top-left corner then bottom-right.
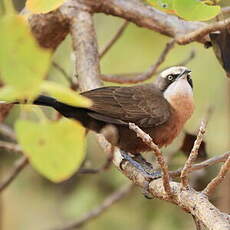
[[128, 122, 172, 197], [87, 0, 206, 42], [100, 49, 195, 84], [203, 155, 230, 197], [99, 20, 129, 59], [180, 122, 206, 188], [0, 141, 21, 154], [25, 0, 208, 52], [100, 39, 175, 84], [0, 124, 16, 141], [176, 18, 230, 45], [70, 9, 102, 90], [102, 140, 230, 230], [0, 156, 28, 192], [170, 152, 230, 177]]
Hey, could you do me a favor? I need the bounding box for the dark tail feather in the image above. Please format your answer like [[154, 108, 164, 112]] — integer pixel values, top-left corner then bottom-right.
[[33, 95, 85, 119], [33, 95, 58, 107]]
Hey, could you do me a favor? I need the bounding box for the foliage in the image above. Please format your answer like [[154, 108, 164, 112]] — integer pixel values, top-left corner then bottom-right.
[[15, 118, 86, 182], [0, 1, 90, 182], [146, 0, 221, 21]]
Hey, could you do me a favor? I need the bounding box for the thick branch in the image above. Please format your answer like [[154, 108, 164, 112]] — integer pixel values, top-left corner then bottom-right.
[[86, 0, 206, 42], [70, 9, 102, 90], [97, 140, 230, 230], [26, 0, 207, 51]]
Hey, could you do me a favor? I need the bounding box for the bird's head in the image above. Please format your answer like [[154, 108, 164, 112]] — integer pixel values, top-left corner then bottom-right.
[[155, 66, 193, 93], [155, 66, 194, 121]]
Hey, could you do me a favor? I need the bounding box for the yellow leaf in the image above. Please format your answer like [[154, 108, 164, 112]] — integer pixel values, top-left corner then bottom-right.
[[15, 118, 86, 182], [26, 0, 66, 14], [0, 15, 51, 101]]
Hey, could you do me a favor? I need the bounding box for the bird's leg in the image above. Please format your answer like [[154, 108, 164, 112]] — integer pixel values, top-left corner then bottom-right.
[[120, 151, 162, 199], [120, 151, 162, 179]]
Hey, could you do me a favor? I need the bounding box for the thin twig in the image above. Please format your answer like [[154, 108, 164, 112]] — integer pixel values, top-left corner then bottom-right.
[[0, 124, 16, 140], [180, 122, 206, 188], [175, 49, 196, 66], [99, 21, 129, 59], [100, 48, 195, 84], [52, 61, 71, 83], [0, 141, 21, 154], [203, 156, 230, 197], [176, 18, 230, 45], [100, 39, 175, 84], [128, 123, 172, 197], [170, 152, 230, 178], [54, 183, 133, 230], [0, 156, 28, 192]]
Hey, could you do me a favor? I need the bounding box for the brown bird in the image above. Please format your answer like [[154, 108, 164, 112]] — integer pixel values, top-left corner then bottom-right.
[[33, 66, 194, 154]]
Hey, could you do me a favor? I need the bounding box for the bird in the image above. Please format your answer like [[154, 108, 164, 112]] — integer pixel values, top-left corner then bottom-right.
[[32, 66, 194, 154]]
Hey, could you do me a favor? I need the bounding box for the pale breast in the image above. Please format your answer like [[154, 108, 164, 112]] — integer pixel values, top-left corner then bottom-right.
[[163, 78, 195, 123], [155, 78, 195, 147]]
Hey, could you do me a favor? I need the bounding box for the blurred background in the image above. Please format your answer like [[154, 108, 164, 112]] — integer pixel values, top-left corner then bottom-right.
[[0, 1, 229, 229]]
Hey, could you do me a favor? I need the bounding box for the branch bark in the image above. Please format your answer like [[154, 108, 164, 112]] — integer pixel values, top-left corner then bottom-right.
[[181, 122, 206, 188], [70, 9, 102, 90]]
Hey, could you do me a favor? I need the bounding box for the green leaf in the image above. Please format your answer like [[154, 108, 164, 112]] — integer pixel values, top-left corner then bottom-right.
[[0, 86, 40, 102], [146, 0, 174, 12], [15, 118, 86, 182], [173, 0, 220, 21], [26, 0, 66, 14], [0, 15, 51, 101], [40, 81, 92, 107]]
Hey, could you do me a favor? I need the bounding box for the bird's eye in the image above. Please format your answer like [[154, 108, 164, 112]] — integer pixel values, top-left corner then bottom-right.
[[161, 3, 168, 8], [167, 75, 174, 81]]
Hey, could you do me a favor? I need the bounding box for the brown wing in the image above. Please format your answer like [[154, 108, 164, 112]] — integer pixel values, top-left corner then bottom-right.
[[81, 84, 171, 128]]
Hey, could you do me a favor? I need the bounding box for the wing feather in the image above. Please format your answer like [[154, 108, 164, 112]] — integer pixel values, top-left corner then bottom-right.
[[81, 84, 171, 128]]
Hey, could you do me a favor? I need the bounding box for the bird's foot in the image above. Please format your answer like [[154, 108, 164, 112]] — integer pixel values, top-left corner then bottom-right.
[[119, 151, 162, 199], [119, 151, 162, 180]]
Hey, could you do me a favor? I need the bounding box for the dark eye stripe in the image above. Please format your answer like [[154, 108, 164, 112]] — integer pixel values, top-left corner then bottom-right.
[[167, 74, 179, 81]]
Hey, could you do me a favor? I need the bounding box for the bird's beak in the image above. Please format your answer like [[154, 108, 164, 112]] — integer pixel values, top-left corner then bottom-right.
[[178, 70, 191, 79]]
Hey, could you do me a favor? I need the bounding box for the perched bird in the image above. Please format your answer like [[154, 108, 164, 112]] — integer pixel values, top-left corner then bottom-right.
[[33, 66, 194, 154]]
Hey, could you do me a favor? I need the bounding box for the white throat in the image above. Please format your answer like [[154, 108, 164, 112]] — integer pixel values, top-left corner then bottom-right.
[[164, 78, 194, 122]]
